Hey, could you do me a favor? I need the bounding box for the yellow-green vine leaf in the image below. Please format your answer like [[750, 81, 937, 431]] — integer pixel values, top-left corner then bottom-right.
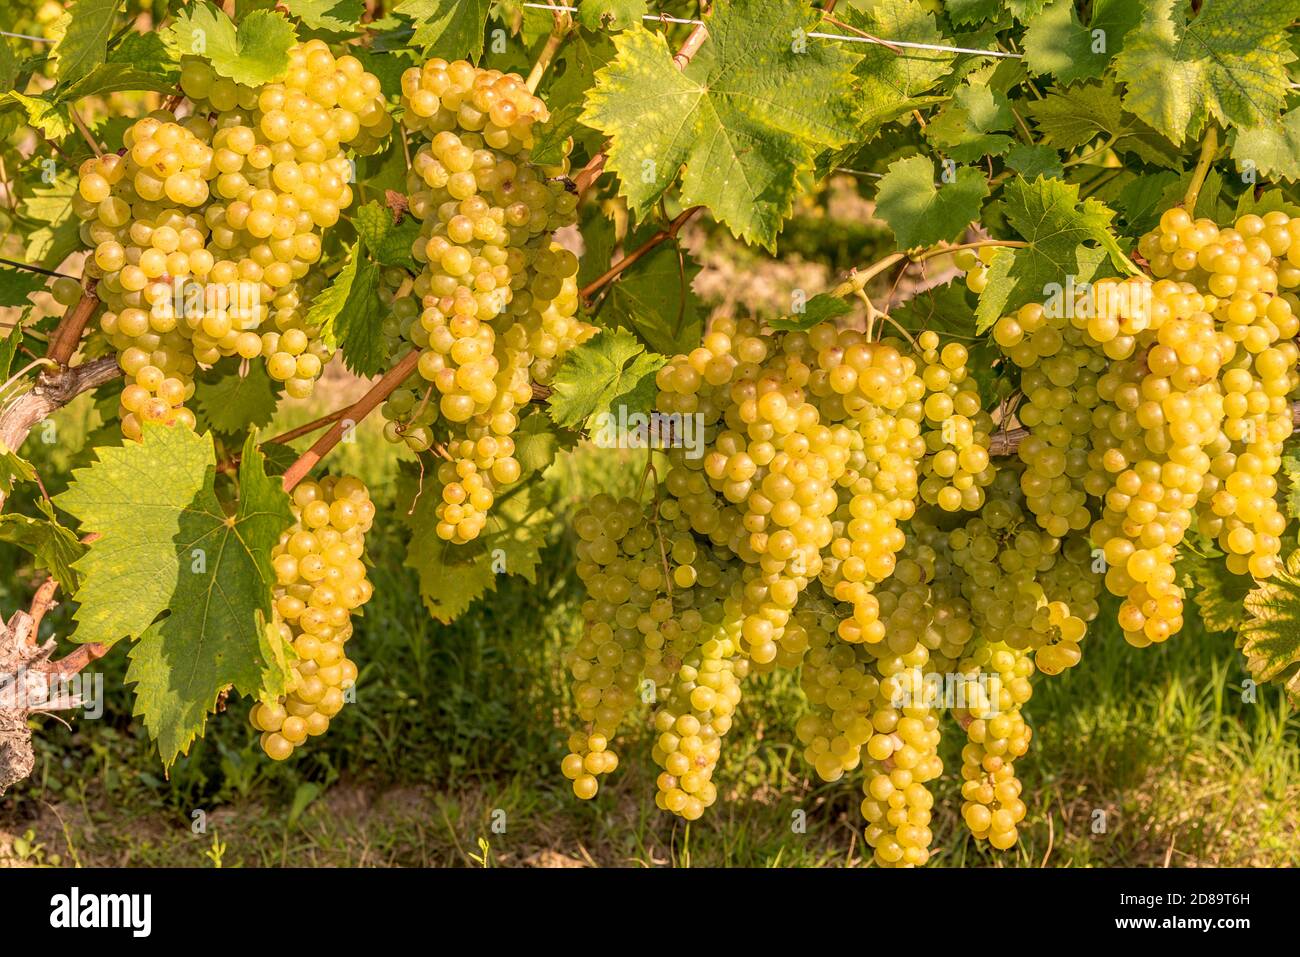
[[580, 0, 861, 251], [1181, 549, 1250, 634], [1239, 549, 1300, 706], [874, 155, 990, 251], [167, 6, 297, 88], [394, 0, 491, 59], [974, 175, 1129, 332], [578, 0, 647, 31], [403, 471, 551, 623], [0, 441, 37, 498], [1113, 0, 1300, 145], [55, 429, 292, 764], [49, 0, 122, 86], [0, 499, 85, 590], [545, 327, 665, 430], [303, 242, 386, 376]]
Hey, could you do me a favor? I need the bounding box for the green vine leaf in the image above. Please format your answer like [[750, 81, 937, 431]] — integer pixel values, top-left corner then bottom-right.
[[925, 85, 1015, 163], [874, 154, 989, 251], [581, 0, 861, 250], [23, 174, 81, 270], [394, 0, 491, 59], [0, 91, 72, 141], [0, 323, 20, 383], [1181, 550, 1251, 634], [0, 500, 86, 591], [531, 32, 615, 166], [194, 364, 280, 436], [513, 407, 574, 476], [1239, 549, 1300, 706], [1113, 0, 1300, 145], [55, 429, 292, 764], [1282, 442, 1300, 520], [769, 294, 853, 333], [0, 37, 17, 92], [546, 327, 665, 429], [283, 0, 365, 34], [352, 201, 421, 271], [592, 220, 702, 356], [0, 266, 47, 307], [0, 442, 38, 498], [1004, 143, 1063, 180], [846, 0, 954, 110], [54, 32, 181, 101], [403, 473, 551, 623], [303, 242, 386, 376], [578, 0, 647, 31], [168, 6, 298, 88], [49, 0, 123, 86], [943, 0, 1004, 25], [974, 175, 1128, 332], [1021, 0, 1142, 86], [1232, 108, 1300, 182], [1026, 80, 1180, 170]]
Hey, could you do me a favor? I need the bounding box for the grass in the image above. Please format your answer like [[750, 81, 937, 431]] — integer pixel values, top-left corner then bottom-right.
[[0, 380, 1297, 868]]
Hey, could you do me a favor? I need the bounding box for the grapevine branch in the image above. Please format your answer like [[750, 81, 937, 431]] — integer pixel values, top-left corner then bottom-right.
[[281, 349, 421, 491], [579, 205, 704, 303], [45, 281, 100, 366], [0, 563, 107, 795], [0, 356, 122, 510], [266, 406, 353, 445]]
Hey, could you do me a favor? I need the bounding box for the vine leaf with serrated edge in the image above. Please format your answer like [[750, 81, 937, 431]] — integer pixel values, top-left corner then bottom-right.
[[393, 0, 491, 59], [0, 267, 47, 307], [874, 155, 990, 251], [54, 31, 180, 102], [925, 85, 1015, 163], [974, 175, 1132, 333], [402, 469, 551, 623], [545, 327, 666, 430], [194, 364, 280, 436], [532, 31, 616, 167], [23, 174, 81, 270], [0, 443, 38, 498], [578, 0, 648, 31], [580, 0, 861, 251], [0, 91, 72, 141], [49, 0, 122, 86], [167, 6, 298, 88], [1021, 0, 1142, 86], [1232, 108, 1300, 183], [770, 294, 853, 333], [352, 201, 421, 271], [1239, 550, 1300, 706], [0, 500, 86, 592], [283, 0, 365, 34], [0, 324, 20, 382], [591, 220, 702, 356], [1180, 549, 1251, 635], [1025, 80, 1180, 170], [1113, 0, 1300, 146], [303, 242, 386, 376], [54, 429, 292, 764], [513, 407, 575, 476]]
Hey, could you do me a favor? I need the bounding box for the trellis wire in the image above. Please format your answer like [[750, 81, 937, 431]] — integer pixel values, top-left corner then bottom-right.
[[520, 3, 1023, 58]]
